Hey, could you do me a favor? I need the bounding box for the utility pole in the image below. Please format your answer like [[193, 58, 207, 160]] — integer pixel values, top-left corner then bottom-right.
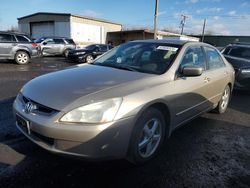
[[180, 14, 188, 35], [154, 0, 159, 39], [201, 18, 206, 42]]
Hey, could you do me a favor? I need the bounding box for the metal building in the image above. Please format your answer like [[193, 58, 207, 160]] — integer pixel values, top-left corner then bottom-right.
[[17, 12, 122, 44]]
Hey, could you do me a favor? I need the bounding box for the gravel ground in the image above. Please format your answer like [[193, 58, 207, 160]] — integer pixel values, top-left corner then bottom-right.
[[0, 57, 249, 188]]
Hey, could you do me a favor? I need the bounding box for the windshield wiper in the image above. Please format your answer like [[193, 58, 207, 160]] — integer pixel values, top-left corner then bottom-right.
[[93, 63, 138, 72]]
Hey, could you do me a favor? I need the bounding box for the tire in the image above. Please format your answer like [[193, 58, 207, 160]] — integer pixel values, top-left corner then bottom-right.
[[64, 49, 70, 58], [85, 55, 94, 63], [214, 85, 231, 114], [15, 51, 30, 65], [127, 107, 166, 165]]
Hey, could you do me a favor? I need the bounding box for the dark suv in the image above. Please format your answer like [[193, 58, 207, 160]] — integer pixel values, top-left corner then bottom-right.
[[222, 42, 250, 90], [35, 37, 76, 57], [0, 31, 39, 64]]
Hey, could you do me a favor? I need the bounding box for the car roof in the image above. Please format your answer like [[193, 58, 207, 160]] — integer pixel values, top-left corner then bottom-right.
[[129, 39, 214, 49], [0, 31, 26, 35], [39, 36, 72, 39], [227, 42, 250, 48]]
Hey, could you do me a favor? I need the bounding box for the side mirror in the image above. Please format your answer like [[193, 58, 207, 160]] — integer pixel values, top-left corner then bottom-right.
[[182, 65, 203, 77], [43, 42, 47, 45]]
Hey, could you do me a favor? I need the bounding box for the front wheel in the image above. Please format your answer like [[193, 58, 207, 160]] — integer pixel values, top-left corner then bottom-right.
[[214, 85, 231, 114], [15, 51, 30, 65], [127, 108, 166, 165], [85, 55, 94, 63]]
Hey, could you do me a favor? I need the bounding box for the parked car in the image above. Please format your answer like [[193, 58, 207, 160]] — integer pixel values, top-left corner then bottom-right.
[[35, 37, 76, 57], [13, 40, 234, 164], [68, 44, 113, 63], [222, 42, 250, 90], [0, 31, 39, 64]]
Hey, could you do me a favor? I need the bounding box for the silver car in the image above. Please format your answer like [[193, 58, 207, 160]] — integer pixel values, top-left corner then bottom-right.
[[13, 40, 235, 164], [35, 37, 76, 57], [0, 31, 39, 64]]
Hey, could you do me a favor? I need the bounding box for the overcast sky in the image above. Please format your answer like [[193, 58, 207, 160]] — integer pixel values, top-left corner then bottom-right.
[[0, 0, 250, 35]]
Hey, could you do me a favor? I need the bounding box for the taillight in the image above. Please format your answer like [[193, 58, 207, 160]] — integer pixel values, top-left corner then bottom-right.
[[32, 42, 38, 47]]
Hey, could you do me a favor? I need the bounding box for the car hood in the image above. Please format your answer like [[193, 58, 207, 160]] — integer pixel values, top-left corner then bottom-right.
[[225, 55, 250, 69], [21, 64, 152, 111], [71, 49, 91, 53]]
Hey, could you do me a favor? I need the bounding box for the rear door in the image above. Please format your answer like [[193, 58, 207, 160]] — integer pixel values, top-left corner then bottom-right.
[[0, 34, 17, 57], [53, 39, 65, 54], [203, 46, 229, 104]]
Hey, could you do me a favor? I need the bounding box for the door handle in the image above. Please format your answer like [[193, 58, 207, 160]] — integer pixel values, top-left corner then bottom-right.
[[204, 77, 211, 83], [12, 43, 17, 46]]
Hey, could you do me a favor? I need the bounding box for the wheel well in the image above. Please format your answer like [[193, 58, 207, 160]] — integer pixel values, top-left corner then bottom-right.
[[149, 102, 171, 137], [228, 82, 232, 91], [15, 50, 30, 58]]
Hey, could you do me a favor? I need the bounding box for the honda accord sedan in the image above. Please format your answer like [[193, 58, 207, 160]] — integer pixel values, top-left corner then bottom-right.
[[13, 40, 235, 164]]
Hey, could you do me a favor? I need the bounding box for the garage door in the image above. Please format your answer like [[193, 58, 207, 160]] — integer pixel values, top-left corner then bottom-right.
[[31, 22, 55, 39]]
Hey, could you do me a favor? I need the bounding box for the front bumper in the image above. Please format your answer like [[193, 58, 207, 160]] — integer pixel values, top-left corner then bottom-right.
[[13, 97, 136, 160], [67, 54, 86, 62]]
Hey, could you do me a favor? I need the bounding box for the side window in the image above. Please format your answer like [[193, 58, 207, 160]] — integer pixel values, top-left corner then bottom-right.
[[0, 34, 16, 42], [179, 46, 206, 71], [99, 45, 108, 51], [228, 47, 250, 60], [16, 35, 30, 42], [205, 47, 225, 69], [54, 39, 65, 44], [44, 39, 55, 44]]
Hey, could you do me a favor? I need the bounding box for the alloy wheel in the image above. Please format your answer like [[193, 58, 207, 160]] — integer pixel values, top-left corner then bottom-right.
[[138, 118, 162, 158]]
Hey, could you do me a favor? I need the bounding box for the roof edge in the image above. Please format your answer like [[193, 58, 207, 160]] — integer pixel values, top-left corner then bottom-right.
[[17, 12, 122, 26]]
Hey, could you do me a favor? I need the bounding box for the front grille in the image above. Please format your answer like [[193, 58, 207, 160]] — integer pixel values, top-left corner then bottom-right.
[[21, 94, 58, 116]]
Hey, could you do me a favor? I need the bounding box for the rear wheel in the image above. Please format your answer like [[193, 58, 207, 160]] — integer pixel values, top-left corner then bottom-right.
[[15, 51, 30, 65], [64, 49, 70, 58], [127, 107, 166, 165], [214, 85, 231, 114]]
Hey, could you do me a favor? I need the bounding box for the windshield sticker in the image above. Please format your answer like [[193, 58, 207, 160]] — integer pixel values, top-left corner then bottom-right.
[[157, 46, 178, 51]]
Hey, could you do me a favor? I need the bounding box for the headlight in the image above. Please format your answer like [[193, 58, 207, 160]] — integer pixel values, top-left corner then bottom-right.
[[60, 98, 122, 123], [75, 52, 85, 55], [241, 69, 250, 74]]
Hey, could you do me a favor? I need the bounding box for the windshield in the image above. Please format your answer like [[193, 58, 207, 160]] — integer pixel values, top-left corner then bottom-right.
[[92, 42, 180, 74], [85, 44, 98, 50], [34, 37, 47, 43]]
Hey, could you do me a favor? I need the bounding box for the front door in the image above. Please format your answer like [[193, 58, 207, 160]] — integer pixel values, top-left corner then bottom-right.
[[169, 46, 211, 128]]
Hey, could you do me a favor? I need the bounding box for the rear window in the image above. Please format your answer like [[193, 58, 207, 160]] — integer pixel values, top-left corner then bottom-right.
[[16, 35, 30, 42], [0, 34, 16, 42], [227, 46, 250, 60], [65, 39, 75, 45]]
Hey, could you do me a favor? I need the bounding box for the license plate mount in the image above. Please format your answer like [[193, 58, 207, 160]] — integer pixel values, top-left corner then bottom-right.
[[16, 114, 31, 135]]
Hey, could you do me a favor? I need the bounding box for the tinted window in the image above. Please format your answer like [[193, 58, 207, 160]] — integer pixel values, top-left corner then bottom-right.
[[85, 45, 98, 50], [0, 34, 16, 42], [99, 45, 108, 51], [65, 39, 75, 45], [16, 35, 30, 42], [179, 46, 206, 71], [205, 47, 225, 69], [54, 39, 65, 44], [228, 46, 250, 60]]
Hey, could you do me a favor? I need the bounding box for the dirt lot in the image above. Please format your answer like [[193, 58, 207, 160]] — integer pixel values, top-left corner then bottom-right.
[[0, 57, 249, 188]]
